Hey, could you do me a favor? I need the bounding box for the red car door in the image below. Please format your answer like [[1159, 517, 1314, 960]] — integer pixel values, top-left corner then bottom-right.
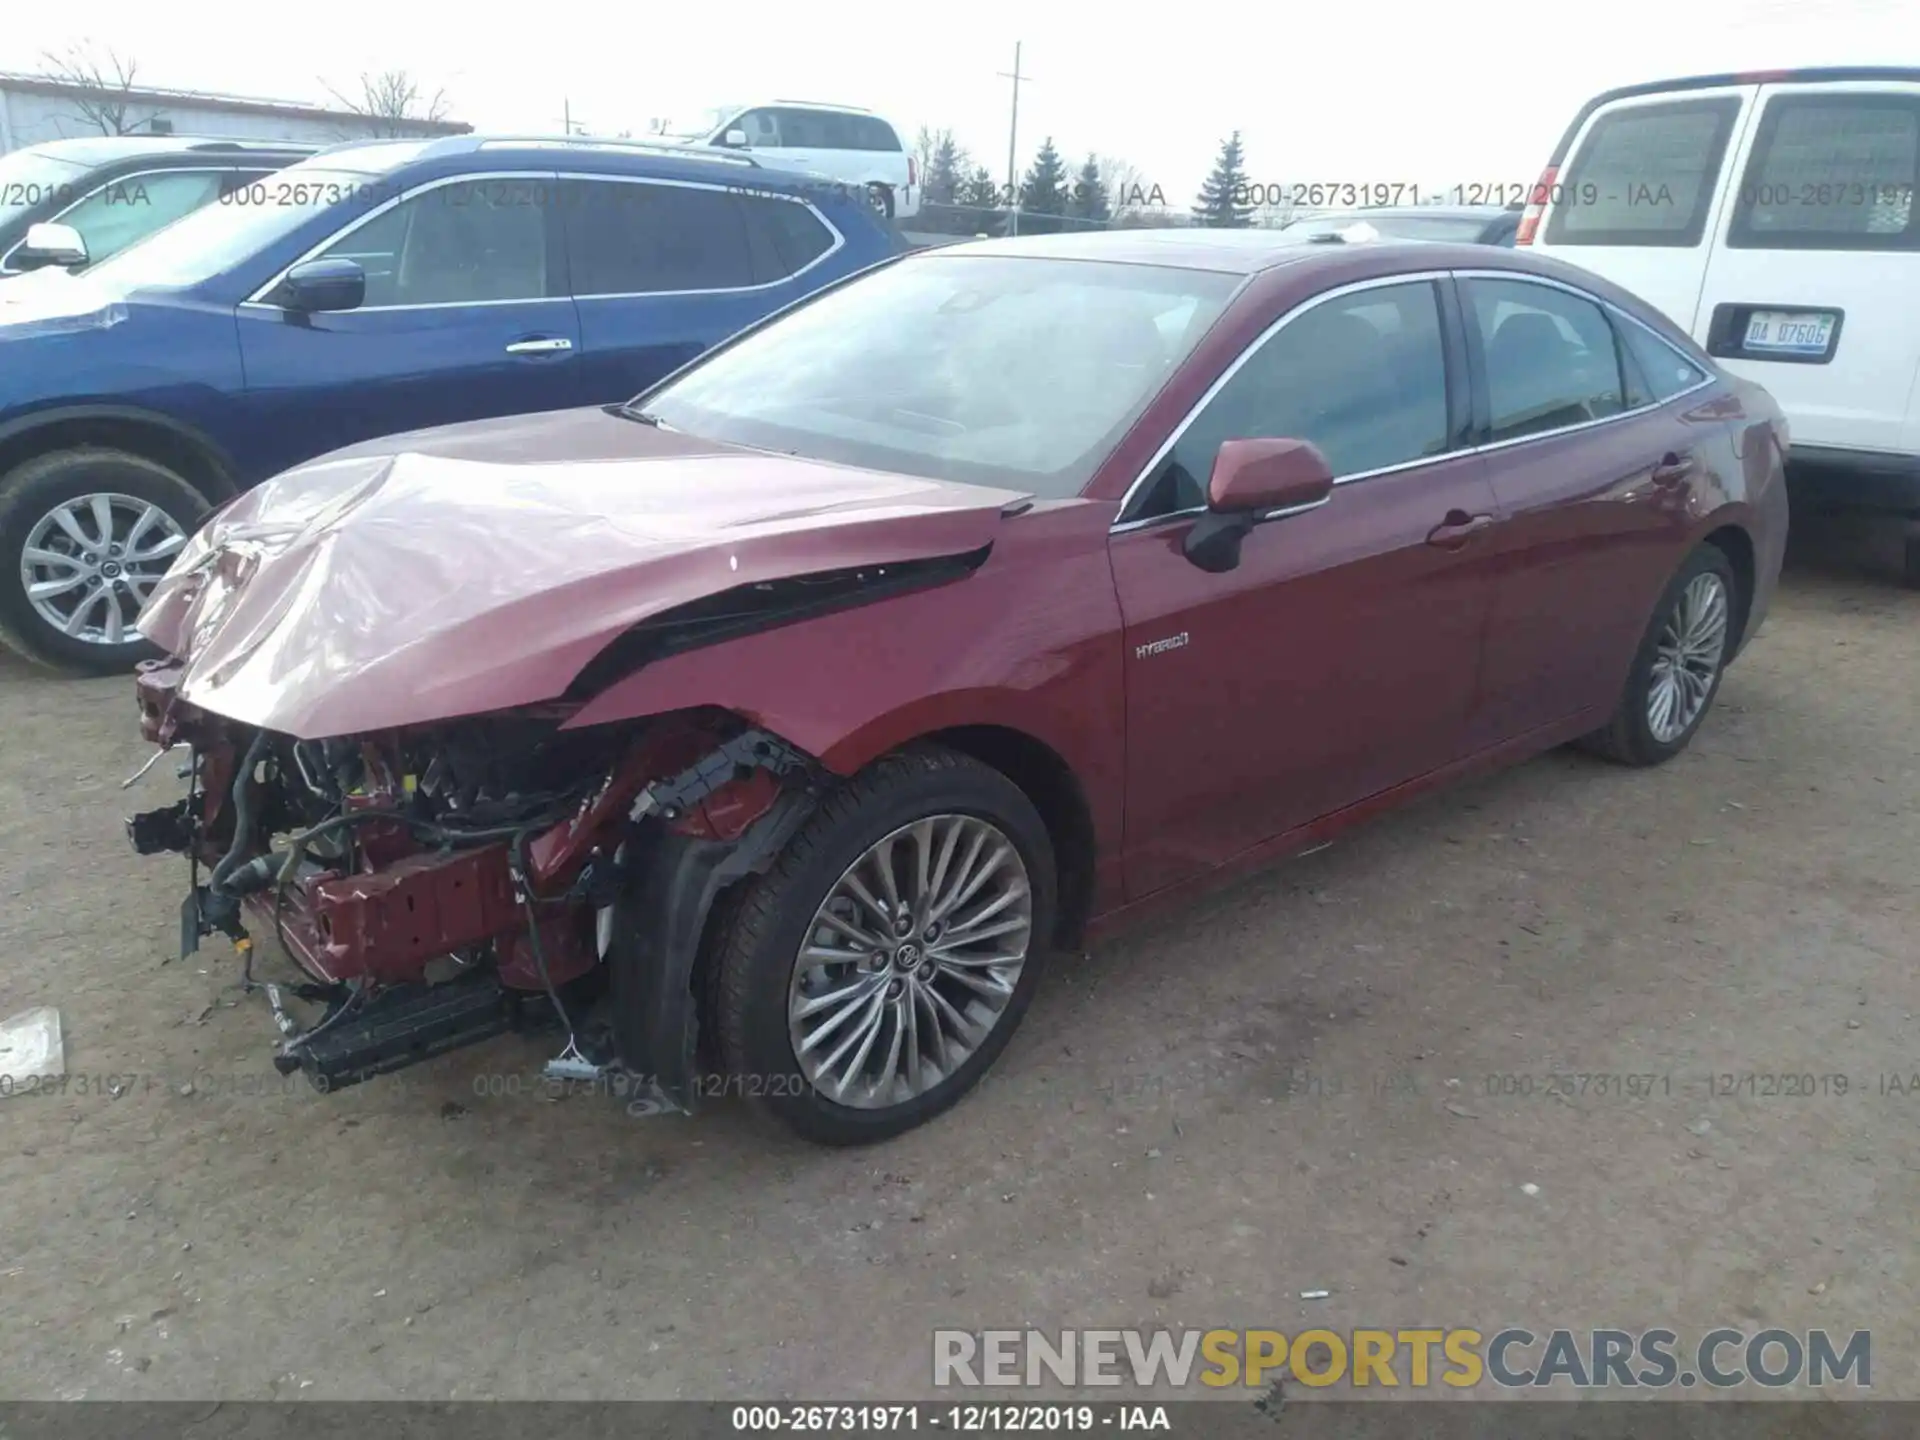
[[1108, 276, 1504, 900], [1455, 273, 1720, 750]]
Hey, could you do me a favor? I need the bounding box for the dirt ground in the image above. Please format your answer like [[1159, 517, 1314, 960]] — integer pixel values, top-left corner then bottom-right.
[[1, 515, 1915, 1404]]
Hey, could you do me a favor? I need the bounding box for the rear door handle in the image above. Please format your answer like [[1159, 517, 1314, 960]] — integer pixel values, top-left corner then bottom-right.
[[505, 337, 573, 355], [1651, 451, 1697, 487], [1425, 510, 1494, 549]]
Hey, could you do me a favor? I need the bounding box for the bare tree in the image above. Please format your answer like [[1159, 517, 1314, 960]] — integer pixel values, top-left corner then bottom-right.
[[323, 70, 451, 138], [1097, 154, 1163, 221], [38, 42, 149, 135]]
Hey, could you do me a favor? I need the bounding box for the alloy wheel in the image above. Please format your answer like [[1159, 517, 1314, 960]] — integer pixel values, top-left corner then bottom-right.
[[1646, 571, 1729, 744], [787, 814, 1032, 1109], [20, 493, 187, 647]]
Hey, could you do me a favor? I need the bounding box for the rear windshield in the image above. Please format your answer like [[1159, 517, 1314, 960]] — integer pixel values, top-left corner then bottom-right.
[[1544, 97, 1742, 247], [1294, 213, 1499, 243]]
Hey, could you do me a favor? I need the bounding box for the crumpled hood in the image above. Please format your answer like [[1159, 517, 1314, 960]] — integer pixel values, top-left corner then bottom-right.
[[139, 406, 1027, 739]]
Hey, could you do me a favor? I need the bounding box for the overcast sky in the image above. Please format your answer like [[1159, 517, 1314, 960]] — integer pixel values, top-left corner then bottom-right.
[[3, 0, 1915, 202]]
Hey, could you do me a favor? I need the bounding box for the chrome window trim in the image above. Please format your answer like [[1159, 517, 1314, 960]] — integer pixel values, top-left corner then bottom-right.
[[562, 173, 846, 301], [0, 165, 258, 273], [241, 169, 847, 313], [1110, 267, 1718, 534], [241, 168, 561, 311]]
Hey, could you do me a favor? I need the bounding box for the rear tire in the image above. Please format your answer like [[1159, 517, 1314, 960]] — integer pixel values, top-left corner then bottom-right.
[[709, 743, 1055, 1146], [866, 183, 895, 220], [1579, 544, 1738, 767], [0, 448, 211, 676]]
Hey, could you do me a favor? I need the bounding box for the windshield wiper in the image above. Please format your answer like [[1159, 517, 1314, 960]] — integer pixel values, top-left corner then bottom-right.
[[608, 402, 663, 426]]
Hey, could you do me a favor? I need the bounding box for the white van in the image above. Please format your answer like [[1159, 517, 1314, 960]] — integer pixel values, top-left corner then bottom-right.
[[1522, 68, 1920, 581], [663, 101, 918, 221]]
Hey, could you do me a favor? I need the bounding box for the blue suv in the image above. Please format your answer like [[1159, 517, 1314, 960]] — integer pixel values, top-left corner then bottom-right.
[[0, 134, 903, 673]]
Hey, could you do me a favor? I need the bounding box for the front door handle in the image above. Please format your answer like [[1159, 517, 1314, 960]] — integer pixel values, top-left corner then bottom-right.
[[1651, 451, 1697, 487], [505, 337, 574, 355], [1425, 510, 1494, 549]]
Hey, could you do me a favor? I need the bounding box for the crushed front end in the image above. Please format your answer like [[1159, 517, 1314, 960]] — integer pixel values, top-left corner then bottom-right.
[[127, 658, 821, 1110]]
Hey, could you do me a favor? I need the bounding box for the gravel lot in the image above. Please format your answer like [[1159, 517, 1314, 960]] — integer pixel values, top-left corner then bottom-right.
[[1, 515, 1915, 1403]]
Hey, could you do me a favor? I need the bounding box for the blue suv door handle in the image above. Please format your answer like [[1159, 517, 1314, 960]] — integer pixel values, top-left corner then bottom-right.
[[504, 337, 574, 355]]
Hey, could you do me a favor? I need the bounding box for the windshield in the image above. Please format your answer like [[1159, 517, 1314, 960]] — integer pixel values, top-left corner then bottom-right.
[[0, 149, 92, 219], [86, 156, 426, 291], [640, 255, 1240, 496]]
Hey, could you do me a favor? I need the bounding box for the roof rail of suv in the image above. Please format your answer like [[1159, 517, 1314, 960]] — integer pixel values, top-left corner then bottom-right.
[[184, 140, 322, 154], [459, 135, 762, 167], [769, 99, 875, 113]]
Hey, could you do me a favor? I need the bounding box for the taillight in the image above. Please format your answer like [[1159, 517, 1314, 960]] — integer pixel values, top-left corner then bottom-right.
[[908, 157, 917, 188], [1514, 164, 1556, 246]]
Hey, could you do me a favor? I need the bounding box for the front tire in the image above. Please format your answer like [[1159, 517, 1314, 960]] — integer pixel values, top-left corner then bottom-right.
[[1580, 544, 1738, 767], [709, 744, 1055, 1145], [0, 448, 209, 676]]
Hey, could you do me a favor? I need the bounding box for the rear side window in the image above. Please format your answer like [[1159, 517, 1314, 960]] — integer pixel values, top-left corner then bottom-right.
[[562, 179, 755, 295], [773, 109, 845, 148], [1467, 278, 1626, 441], [1544, 97, 1742, 247], [739, 195, 835, 282], [853, 117, 902, 152], [1727, 94, 1920, 251], [1616, 318, 1708, 406]]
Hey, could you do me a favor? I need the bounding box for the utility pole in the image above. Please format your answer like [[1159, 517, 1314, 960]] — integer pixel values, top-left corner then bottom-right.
[[998, 42, 1031, 237]]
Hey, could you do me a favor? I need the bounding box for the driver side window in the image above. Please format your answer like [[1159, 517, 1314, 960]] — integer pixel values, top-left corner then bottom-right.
[[1129, 280, 1450, 520], [315, 179, 552, 308]]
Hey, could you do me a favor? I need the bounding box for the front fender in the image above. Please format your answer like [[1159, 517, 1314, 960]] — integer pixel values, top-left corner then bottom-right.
[[563, 504, 1127, 858]]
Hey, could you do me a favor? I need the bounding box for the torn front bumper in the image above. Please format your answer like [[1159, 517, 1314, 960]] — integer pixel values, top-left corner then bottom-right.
[[126, 659, 823, 1110]]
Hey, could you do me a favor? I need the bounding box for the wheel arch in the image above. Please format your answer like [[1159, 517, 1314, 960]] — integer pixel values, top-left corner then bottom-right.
[[1699, 521, 1756, 652], [0, 406, 241, 506], [916, 723, 1098, 951]]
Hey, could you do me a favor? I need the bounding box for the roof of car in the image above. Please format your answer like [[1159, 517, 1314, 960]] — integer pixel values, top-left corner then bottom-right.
[[21, 136, 321, 165], [1287, 204, 1512, 224], [922, 228, 1515, 275]]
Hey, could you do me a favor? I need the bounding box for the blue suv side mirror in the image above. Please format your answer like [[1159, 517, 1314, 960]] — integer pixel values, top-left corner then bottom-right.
[[273, 258, 367, 314]]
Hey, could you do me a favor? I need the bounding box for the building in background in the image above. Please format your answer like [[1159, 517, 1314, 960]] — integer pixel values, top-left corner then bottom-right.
[[0, 72, 470, 154]]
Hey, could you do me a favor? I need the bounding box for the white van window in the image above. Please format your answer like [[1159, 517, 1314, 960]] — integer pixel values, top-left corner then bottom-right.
[[1544, 97, 1742, 247], [1728, 96, 1919, 251]]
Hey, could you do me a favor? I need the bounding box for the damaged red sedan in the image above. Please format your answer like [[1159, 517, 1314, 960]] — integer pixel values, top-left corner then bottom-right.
[[126, 232, 1788, 1144]]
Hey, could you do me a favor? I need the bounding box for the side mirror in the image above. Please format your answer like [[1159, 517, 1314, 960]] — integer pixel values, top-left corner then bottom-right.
[[272, 257, 365, 314], [722, 128, 750, 148], [14, 222, 88, 272], [1183, 438, 1335, 574]]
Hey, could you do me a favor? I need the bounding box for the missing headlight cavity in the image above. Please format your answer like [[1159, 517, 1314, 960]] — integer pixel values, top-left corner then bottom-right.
[[566, 543, 993, 701]]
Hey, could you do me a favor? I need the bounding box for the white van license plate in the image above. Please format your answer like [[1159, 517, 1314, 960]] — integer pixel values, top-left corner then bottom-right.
[[1743, 310, 1836, 357]]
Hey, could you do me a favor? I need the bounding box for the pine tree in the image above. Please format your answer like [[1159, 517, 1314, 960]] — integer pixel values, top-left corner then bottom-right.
[[1019, 137, 1069, 235], [1193, 131, 1254, 228], [960, 166, 1004, 236], [1069, 154, 1111, 227], [926, 134, 966, 207]]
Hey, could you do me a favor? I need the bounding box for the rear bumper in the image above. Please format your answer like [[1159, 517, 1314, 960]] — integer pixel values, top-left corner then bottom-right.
[[1785, 447, 1920, 514]]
